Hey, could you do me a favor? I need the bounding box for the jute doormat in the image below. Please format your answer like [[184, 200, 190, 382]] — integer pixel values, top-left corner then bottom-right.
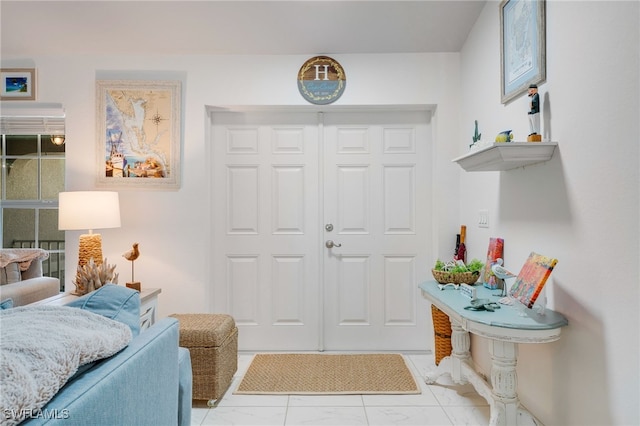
[[234, 353, 421, 395]]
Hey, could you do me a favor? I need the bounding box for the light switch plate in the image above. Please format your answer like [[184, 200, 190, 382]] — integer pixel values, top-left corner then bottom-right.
[[478, 209, 489, 228]]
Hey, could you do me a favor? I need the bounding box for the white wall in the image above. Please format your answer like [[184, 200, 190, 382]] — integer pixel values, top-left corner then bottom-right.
[[0, 53, 462, 317], [459, 1, 639, 425]]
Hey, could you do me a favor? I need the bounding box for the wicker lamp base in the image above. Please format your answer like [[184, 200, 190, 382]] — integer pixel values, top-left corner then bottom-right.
[[78, 233, 103, 267], [74, 233, 104, 286]]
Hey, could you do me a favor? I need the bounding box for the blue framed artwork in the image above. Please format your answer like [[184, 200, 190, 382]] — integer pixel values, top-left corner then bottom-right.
[[0, 68, 36, 101], [500, 0, 546, 104]]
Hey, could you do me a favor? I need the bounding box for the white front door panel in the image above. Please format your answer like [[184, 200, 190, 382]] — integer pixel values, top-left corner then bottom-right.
[[322, 111, 431, 350], [211, 108, 431, 351], [211, 111, 321, 350]]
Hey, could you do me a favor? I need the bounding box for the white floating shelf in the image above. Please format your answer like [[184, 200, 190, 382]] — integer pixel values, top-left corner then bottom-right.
[[453, 142, 558, 172]]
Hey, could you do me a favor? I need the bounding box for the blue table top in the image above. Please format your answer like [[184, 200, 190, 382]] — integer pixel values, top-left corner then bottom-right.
[[419, 281, 568, 330]]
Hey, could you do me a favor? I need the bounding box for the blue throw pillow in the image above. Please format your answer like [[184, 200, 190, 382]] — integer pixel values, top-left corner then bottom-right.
[[66, 284, 141, 336], [0, 298, 13, 310]]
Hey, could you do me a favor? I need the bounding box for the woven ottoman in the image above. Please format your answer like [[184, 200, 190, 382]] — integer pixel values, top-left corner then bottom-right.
[[170, 313, 238, 405]]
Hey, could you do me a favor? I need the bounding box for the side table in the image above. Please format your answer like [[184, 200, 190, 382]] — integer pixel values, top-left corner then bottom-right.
[[139, 287, 161, 331], [419, 281, 568, 426], [32, 287, 162, 331]]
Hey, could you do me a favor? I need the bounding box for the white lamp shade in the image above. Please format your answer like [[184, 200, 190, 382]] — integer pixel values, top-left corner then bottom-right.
[[58, 191, 121, 231]]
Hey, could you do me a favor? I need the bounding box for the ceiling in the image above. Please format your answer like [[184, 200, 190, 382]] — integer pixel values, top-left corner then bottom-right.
[[0, 1, 486, 56]]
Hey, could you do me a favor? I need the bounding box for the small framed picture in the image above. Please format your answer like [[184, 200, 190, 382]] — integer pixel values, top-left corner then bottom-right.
[[0, 68, 36, 100]]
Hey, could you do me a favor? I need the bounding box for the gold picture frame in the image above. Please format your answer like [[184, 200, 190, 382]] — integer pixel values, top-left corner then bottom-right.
[[0, 68, 36, 100], [96, 80, 181, 189]]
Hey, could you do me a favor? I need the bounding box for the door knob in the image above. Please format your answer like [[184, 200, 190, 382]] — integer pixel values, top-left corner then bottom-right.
[[325, 240, 342, 248]]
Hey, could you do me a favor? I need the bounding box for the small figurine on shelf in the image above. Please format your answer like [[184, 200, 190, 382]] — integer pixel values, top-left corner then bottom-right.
[[527, 84, 542, 142], [495, 130, 514, 143], [122, 242, 141, 291], [469, 120, 482, 149]]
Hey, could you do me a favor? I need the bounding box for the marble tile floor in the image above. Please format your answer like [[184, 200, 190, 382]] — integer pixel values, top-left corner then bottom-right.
[[191, 353, 490, 426]]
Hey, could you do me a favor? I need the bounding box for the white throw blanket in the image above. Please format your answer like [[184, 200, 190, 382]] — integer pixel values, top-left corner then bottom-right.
[[0, 306, 132, 426]]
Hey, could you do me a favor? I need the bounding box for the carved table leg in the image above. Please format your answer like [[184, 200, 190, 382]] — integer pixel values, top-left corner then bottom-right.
[[489, 339, 518, 425], [426, 318, 471, 384], [488, 340, 540, 425]]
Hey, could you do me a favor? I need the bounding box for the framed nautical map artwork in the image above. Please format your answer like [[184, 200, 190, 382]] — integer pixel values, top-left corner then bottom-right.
[[500, 0, 546, 104], [96, 80, 181, 189]]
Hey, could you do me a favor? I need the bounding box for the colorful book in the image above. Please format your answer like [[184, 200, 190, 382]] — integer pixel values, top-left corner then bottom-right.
[[509, 252, 558, 308], [483, 237, 504, 289]]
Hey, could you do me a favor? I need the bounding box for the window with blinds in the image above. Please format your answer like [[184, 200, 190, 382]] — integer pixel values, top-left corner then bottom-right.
[[1, 133, 66, 290]]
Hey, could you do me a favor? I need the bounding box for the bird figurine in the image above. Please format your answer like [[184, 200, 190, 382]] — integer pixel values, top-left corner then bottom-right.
[[491, 258, 516, 280], [123, 242, 140, 262], [491, 258, 516, 299], [122, 243, 141, 291]]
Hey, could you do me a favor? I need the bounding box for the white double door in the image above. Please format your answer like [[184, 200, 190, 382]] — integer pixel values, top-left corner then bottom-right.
[[211, 107, 432, 351]]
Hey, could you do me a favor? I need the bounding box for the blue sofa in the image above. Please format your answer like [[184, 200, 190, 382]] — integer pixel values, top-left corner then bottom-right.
[[18, 285, 192, 426]]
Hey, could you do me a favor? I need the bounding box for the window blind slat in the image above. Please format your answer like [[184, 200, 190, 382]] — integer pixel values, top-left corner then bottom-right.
[[0, 102, 65, 135]]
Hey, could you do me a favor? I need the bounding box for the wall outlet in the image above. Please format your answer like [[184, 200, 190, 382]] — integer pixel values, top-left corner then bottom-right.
[[478, 209, 489, 228]]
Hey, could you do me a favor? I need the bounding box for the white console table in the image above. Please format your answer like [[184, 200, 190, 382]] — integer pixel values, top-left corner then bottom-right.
[[32, 287, 161, 330], [138, 287, 160, 331], [419, 281, 568, 426]]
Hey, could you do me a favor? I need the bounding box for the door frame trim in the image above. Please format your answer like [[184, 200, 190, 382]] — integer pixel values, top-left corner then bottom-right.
[[207, 104, 436, 115]]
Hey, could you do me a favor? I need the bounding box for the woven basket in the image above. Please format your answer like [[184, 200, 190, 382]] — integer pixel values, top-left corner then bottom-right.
[[431, 305, 452, 365], [431, 269, 480, 285], [170, 313, 238, 401]]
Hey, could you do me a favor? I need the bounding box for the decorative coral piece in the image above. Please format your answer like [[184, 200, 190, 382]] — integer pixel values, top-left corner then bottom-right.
[[73, 258, 119, 295]]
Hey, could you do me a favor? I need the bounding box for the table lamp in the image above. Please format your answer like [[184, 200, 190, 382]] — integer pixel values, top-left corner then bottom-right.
[[58, 191, 121, 270]]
